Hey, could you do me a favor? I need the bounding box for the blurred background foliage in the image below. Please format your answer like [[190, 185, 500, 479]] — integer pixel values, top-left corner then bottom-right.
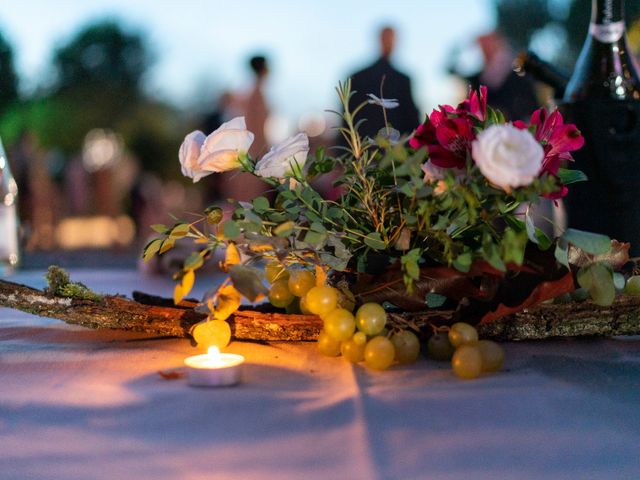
[[0, 20, 183, 178], [0, 1, 639, 179]]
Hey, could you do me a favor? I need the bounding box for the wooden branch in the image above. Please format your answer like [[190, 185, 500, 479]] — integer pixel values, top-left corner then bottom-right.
[[1, 278, 640, 341]]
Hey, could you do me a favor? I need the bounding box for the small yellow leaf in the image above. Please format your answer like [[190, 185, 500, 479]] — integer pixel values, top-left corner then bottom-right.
[[248, 243, 274, 252], [160, 238, 175, 254], [224, 243, 241, 271], [143, 238, 163, 262], [181, 270, 195, 299], [173, 283, 184, 305]]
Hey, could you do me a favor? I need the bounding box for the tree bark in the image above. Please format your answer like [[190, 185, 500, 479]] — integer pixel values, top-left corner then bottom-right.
[[1, 279, 639, 341]]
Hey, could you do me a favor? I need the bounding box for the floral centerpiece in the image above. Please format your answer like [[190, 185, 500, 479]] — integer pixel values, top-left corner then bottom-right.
[[143, 81, 629, 375]]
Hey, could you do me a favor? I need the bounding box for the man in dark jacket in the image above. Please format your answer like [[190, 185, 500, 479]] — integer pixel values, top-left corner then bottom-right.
[[346, 26, 420, 139]]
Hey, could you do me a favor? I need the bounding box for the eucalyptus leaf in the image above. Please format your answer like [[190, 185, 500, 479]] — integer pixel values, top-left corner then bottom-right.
[[563, 228, 611, 256], [252, 196, 270, 213], [525, 212, 551, 250], [170, 223, 190, 239], [304, 230, 327, 245], [554, 238, 569, 268], [452, 252, 472, 273], [576, 262, 615, 306], [364, 232, 386, 250], [184, 252, 204, 270], [222, 220, 240, 240], [143, 238, 163, 261], [557, 168, 588, 185], [150, 224, 168, 234], [425, 293, 447, 308], [229, 265, 268, 301]]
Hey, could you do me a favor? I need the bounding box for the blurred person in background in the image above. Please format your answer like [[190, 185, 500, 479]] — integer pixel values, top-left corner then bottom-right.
[[453, 30, 539, 121], [216, 54, 272, 204], [450, 30, 553, 234], [243, 55, 270, 158], [344, 26, 420, 140]]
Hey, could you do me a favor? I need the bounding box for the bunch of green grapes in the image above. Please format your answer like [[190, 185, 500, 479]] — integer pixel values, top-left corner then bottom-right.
[[427, 322, 505, 379], [310, 289, 420, 371]]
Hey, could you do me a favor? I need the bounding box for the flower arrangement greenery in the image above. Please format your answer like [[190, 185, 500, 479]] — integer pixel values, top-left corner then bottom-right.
[[143, 81, 628, 363]]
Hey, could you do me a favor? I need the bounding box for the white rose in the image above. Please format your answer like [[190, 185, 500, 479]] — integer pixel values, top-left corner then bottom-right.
[[254, 132, 309, 178], [471, 124, 543, 190], [179, 117, 254, 182], [179, 130, 206, 180]]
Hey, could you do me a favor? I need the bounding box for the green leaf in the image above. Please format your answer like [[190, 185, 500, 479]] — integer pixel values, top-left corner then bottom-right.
[[554, 239, 569, 268], [310, 222, 326, 233], [401, 248, 421, 280], [364, 232, 385, 250], [576, 262, 615, 306], [525, 212, 551, 250], [143, 238, 163, 261], [482, 234, 506, 272], [304, 230, 327, 245], [501, 228, 527, 266], [562, 228, 611, 255], [184, 252, 204, 270], [452, 252, 472, 273], [425, 293, 447, 308], [319, 253, 349, 271], [252, 196, 270, 213], [222, 220, 240, 240], [557, 168, 588, 185], [229, 265, 268, 302], [150, 224, 168, 234], [305, 210, 323, 224]]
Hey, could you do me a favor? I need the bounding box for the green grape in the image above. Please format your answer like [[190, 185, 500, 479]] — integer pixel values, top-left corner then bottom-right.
[[265, 262, 289, 284], [341, 336, 366, 363], [317, 330, 341, 357], [364, 336, 395, 370], [305, 286, 339, 315], [324, 308, 356, 342], [624, 275, 640, 295], [448, 322, 478, 348], [477, 340, 505, 373], [451, 344, 482, 379], [299, 295, 313, 315], [288, 269, 316, 297], [355, 303, 387, 335], [427, 332, 455, 361], [352, 331, 367, 346], [192, 320, 231, 349], [268, 279, 295, 308], [391, 330, 421, 364]]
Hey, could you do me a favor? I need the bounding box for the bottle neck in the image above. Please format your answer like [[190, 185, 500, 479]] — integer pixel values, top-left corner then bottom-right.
[[591, 0, 625, 42]]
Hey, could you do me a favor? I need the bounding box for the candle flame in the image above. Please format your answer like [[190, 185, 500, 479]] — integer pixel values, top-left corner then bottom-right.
[[207, 346, 221, 358]]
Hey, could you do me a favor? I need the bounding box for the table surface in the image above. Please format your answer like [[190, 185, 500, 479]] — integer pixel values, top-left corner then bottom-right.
[[1, 269, 639, 480]]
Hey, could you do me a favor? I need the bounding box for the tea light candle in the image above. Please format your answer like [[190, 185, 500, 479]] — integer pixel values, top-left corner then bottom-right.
[[184, 346, 244, 387]]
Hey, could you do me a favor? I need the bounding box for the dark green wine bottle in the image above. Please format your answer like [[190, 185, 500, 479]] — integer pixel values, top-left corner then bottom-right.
[[564, 0, 640, 101], [561, 0, 640, 254]]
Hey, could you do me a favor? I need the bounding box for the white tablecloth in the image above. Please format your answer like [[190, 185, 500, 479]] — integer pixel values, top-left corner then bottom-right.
[[1, 269, 639, 480]]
